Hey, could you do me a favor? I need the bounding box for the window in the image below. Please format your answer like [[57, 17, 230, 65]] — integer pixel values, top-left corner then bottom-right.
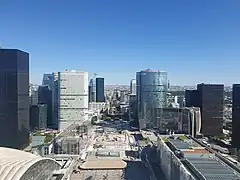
[[60, 98, 75, 100], [44, 147, 48, 155]]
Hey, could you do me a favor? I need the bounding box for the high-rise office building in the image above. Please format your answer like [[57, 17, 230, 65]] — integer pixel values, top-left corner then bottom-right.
[[185, 84, 224, 136], [136, 69, 168, 129], [52, 72, 59, 129], [38, 85, 53, 128], [42, 73, 53, 90], [232, 84, 240, 149], [129, 94, 138, 126], [0, 49, 29, 149], [88, 81, 93, 102], [197, 84, 224, 136], [88, 78, 96, 102], [96, 77, 105, 102], [52, 71, 88, 130], [185, 90, 199, 107], [30, 104, 47, 130], [30, 89, 38, 105], [130, 79, 136, 95]]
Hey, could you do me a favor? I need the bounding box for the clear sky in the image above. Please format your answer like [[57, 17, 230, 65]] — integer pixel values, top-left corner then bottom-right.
[[1, 0, 240, 85]]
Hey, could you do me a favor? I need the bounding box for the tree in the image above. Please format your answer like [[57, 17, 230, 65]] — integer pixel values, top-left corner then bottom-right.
[[105, 116, 111, 121], [91, 116, 98, 125]]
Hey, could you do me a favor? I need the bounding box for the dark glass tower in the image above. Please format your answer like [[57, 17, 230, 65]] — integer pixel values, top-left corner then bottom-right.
[[30, 104, 47, 130], [232, 84, 240, 149], [185, 90, 199, 107], [96, 78, 105, 102], [197, 84, 224, 136], [0, 49, 29, 149], [38, 85, 53, 128], [42, 73, 53, 90], [185, 84, 224, 136]]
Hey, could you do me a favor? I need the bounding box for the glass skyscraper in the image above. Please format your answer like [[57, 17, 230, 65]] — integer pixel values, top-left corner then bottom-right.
[[232, 84, 240, 149], [38, 85, 53, 128], [137, 69, 168, 129], [96, 78, 105, 102], [42, 73, 53, 90], [88, 78, 96, 102], [185, 84, 224, 136], [0, 49, 29, 149]]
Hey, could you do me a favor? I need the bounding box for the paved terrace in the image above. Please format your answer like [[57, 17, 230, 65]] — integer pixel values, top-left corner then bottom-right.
[[70, 159, 153, 180], [87, 130, 131, 159]]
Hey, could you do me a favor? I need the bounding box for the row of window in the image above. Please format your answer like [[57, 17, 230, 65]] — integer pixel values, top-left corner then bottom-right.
[[60, 98, 75, 100], [59, 108, 87, 110]]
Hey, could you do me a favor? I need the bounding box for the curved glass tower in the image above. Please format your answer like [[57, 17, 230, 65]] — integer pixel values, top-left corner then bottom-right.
[[137, 69, 168, 129]]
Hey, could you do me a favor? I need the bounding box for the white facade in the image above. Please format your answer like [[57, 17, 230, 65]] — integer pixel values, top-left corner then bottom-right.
[[130, 79, 136, 95], [53, 71, 88, 130], [88, 102, 106, 115]]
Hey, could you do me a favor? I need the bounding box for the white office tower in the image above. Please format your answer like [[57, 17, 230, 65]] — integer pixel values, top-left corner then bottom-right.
[[174, 96, 178, 104], [130, 79, 136, 95], [53, 71, 88, 130]]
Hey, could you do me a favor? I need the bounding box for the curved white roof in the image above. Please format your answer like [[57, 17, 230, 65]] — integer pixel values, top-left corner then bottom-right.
[[0, 147, 59, 180]]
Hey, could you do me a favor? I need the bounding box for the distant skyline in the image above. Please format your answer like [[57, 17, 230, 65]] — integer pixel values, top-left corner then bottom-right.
[[1, 1, 240, 85]]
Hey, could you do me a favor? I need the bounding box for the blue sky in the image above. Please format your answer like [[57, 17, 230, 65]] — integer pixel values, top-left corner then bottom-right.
[[1, 0, 240, 85]]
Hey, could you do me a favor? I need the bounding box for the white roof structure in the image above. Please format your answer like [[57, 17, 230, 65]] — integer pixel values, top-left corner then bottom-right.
[[0, 147, 60, 180], [80, 160, 127, 170]]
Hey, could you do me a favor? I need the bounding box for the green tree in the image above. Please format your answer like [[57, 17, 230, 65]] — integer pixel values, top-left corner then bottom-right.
[[91, 116, 98, 125], [44, 134, 53, 143], [105, 116, 111, 121]]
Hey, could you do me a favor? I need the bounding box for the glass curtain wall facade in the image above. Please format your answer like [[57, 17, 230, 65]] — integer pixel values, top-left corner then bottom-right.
[[0, 49, 29, 149], [185, 84, 224, 136], [88, 78, 96, 102], [185, 90, 199, 107], [38, 86, 53, 128], [232, 84, 240, 149], [42, 74, 53, 90], [137, 70, 168, 129], [197, 84, 224, 136], [96, 78, 105, 102]]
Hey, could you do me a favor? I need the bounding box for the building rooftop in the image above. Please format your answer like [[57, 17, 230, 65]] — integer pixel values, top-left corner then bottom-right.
[[163, 135, 240, 179], [170, 139, 191, 150], [72, 160, 152, 180], [0, 147, 60, 179], [80, 159, 127, 170], [185, 153, 240, 180], [139, 69, 167, 73], [166, 135, 203, 150], [0, 48, 28, 54]]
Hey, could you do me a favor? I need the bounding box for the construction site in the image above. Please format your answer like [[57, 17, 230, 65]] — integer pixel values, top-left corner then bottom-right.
[[54, 124, 89, 155], [87, 127, 130, 160], [70, 124, 155, 180]]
